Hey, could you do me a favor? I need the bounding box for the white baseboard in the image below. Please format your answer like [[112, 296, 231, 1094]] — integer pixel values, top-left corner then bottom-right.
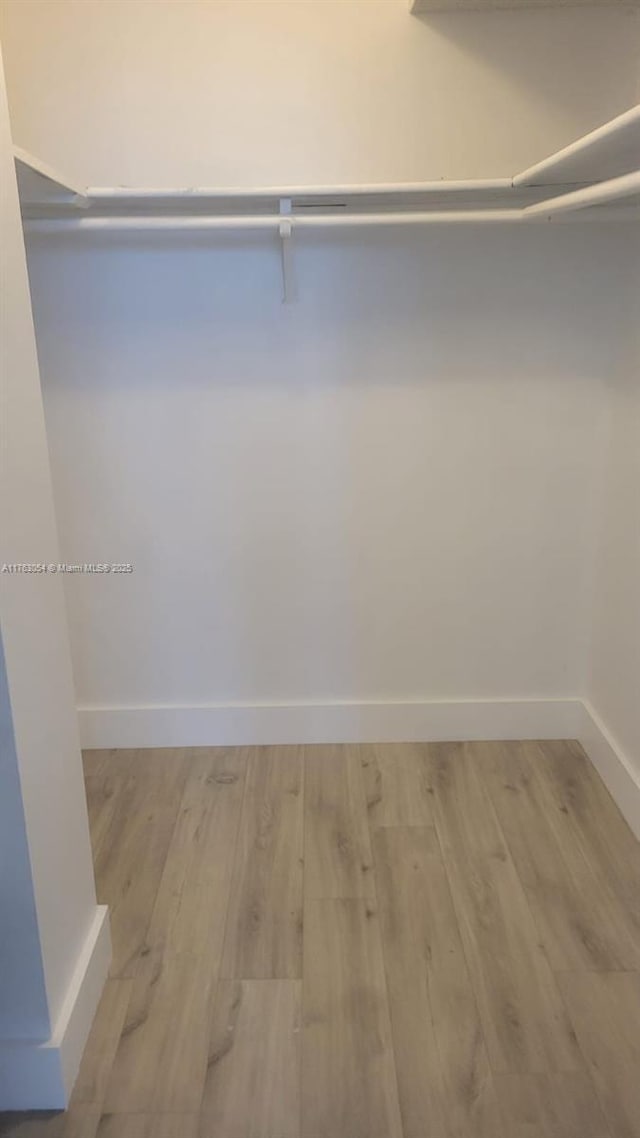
[[78, 699, 639, 838], [578, 701, 640, 839], [78, 697, 584, 749], [0, 905, 111, 1110]]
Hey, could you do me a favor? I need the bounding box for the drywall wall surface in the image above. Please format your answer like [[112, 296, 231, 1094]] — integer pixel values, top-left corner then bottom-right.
[[0, 47, 98, 1034], [22, 224, 623, 714], [0, 0, 639, 186], [0, 632, 50, 1040], [588, 234, 640, 781], [2, 2, 637, 738]]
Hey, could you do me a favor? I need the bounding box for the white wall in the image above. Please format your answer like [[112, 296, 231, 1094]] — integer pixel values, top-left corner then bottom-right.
[[0, 46, 109, 1107], [585, 235, 640, 822], [24, 224, 623, 727], [1, 0, 638, 747], [0, 0, 639, 187], [0, 633, 50, 1040]]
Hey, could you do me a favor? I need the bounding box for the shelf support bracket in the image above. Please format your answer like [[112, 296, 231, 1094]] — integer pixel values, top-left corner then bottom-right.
[[279, 198, 295, 303]]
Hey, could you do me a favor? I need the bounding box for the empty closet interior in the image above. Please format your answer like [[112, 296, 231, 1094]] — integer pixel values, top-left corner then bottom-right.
[[0, 0, 639, 1124], [4, 1, 638, 803]]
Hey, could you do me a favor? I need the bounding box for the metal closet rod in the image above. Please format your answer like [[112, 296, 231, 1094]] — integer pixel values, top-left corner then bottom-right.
[[523, 169, 640, 216], [25, 209, 528, 233], [22, 168, 640, 232]]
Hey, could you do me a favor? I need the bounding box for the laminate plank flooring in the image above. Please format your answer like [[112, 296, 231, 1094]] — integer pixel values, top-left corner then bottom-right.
[[69, 981, 133, 1108], [302, 898, 403, 1138], [142, 748, 248, 960], [219, 746, 303, 979], [0, 1113, 100, 1138], [372, 825, 503, 1138], [533, 739, 640, 933], [481, 741, 640, 971], [0, 1114, 200, 1138], [494, 1072, 610, 1138], [200, 980, 301, 1138], [558, 971, 640, 1138], [102, 949, 214, 1113], [2, 740, 639, 1138], [422, 743, 582, 1074], [86, 749, 190, 977], [304, 744, 374, 897], [97, 1118, 199, 1138], [360, 742, 434, 827]]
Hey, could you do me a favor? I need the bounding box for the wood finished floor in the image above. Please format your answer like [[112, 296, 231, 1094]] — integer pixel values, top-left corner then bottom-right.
[[2, 740, 640, 1138]]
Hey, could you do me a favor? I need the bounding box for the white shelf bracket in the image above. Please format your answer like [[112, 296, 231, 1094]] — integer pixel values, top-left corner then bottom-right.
[[279, 198, 295, 303]]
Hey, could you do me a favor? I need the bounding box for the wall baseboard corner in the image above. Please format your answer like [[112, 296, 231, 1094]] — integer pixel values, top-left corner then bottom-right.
[[578, 701, 640, 840], [0, 905, 111, 1110], [78, 696, 584, 749]]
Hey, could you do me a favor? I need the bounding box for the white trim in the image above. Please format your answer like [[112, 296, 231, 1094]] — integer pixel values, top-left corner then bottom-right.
[[524, 169, 640, 218], [24, 208, 640, 237], [78, 698, 583, 750], [77, 700, 639, 839], [578, 702, 640, 840], [513, 103, 640, 188], [87, 178, 513, 199], [13, 144, 88, 201], [75, 696, 639, 824], [24, 209, 527, 234], [0, 906, 111, 1110]]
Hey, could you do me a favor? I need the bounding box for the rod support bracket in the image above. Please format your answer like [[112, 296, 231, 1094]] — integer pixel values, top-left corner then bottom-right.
[[279, 198, 295, 303]]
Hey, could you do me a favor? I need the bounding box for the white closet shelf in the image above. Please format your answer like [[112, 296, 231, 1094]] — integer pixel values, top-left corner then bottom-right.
[[14, 145, 88, 207], [14, 104, 640, 228], [410, 0, 640, 13], [86, 178, 514, 200], [514, 104, 640, 188], [17, 178, 553, 223]]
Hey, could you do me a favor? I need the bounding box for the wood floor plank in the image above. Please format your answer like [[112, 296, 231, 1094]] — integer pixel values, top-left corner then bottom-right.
[[304, 745, 374, 898], [373, 825, 503, 1138], [142, 748, 248, 960], [533, 740, 640, 933], [558, 972, 640, 1138], [99, 808, 180, 979], [91, 750, 189, 883], [70, 981, 133, 1108], [423, 743, 581, 1074], [82, 750, 137, 867], [82, 748, 116, 783], [95, 1116, 199, 1138], [0, 1112, 99, 1138], [495, 1072, 611, 1138], [481, 741, 640, 972], [73, 741, 640, 1137], [200, 980, 301, 1138], [103, 950, 214, 1113], [302, 898, 403, 1138], [360, 743, 433, 828], [220, 747, 303, 979], [93, 750, 190, 978]]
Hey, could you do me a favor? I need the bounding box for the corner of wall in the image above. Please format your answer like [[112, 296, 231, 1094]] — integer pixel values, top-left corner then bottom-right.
[[0, 906, 111, 1110]]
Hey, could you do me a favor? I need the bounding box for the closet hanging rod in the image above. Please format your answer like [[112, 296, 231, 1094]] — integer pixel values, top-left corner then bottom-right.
[[524, 169, 640, 217], [283, 209, 523, 226], [24, 210, 528, 233], [23, 214, 285, 232], [24, 206, 640, 234]]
